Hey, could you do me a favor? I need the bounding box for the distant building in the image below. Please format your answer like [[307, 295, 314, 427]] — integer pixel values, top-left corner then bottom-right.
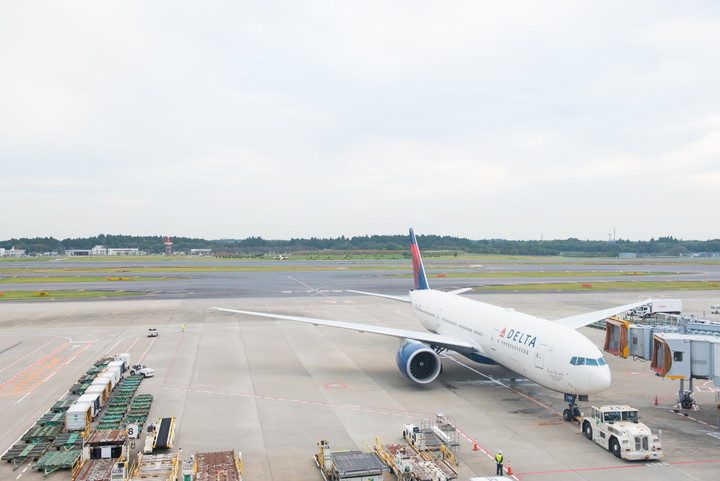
[[190, 249, 212, 256], [3, 247, 25, 257], [66, 245, 143, 256], [107, 247, 141, 255], [0, 248, 4, 256], [618, 252, 637, 258], [66, 249, 90, 256]]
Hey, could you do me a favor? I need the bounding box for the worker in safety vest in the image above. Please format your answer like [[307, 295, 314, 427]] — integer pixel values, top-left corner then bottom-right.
[[495, 450, 504, 475]]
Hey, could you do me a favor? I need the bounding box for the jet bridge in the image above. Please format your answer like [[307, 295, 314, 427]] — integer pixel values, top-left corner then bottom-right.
[[603, 316, 720, 408]]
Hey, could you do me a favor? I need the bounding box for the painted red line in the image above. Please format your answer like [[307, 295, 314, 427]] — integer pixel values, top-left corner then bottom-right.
[[517, 463, 645, 475], [667, 409, 719, 429], [668, 459, 720, 465], [0, 343, 68, 390], [518, 458, 720, 476], [0, 340, 55, 375]]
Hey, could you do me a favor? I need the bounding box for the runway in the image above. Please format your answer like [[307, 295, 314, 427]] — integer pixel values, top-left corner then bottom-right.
[[1, 263, 720, 480]]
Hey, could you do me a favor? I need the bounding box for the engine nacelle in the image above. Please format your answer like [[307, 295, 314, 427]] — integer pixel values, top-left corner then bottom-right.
[[396, 341, 442, 384]]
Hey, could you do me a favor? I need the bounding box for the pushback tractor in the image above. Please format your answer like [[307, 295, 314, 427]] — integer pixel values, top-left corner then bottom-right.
[[580, 405, 663, 460]]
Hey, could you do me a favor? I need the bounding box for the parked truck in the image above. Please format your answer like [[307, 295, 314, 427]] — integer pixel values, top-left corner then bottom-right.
[[628, 299, 682, 318], [580, 405, 663, 460]]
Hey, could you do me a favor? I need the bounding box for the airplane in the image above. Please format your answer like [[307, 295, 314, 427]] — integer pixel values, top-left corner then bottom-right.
[[215, 228, 651, 421], [273, 254, 289, 260]]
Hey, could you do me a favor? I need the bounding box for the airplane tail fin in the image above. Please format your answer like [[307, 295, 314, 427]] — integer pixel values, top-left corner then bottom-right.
[[409, 228, 430, 290]]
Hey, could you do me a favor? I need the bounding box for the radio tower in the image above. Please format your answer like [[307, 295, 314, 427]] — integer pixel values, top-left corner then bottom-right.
[[165, 236, 173, 256]]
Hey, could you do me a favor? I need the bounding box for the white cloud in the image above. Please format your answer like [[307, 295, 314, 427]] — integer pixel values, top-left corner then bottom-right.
[[1, 1, 720, 240]]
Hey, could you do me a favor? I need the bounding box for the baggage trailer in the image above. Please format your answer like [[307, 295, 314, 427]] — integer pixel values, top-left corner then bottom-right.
[[194, 450, 243, 481], [129, 453, 178, 481]]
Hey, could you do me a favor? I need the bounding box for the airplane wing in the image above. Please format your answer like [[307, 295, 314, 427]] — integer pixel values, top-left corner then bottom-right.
[[554, 298, 652, 330], [212, 307, 477, 354]]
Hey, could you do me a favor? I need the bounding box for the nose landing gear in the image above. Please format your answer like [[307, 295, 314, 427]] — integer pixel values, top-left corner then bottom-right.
[[562, 394, 586, 421]]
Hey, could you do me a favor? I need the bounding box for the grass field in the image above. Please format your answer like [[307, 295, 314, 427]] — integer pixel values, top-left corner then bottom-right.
[[0, 291, 144, 300], [474, 281, 720, 291], [0, 276, 181, 284], [410, 271, 679, 278]]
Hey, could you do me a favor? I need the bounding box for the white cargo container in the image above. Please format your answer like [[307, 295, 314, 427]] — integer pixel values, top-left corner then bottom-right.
[[115, 352, 130, 367], [77, 393, 101, 418], [108, 359, 126, 374], [85, 382, 110, 404], [66, 402, 92, 431], [98, 367, 120, 388]]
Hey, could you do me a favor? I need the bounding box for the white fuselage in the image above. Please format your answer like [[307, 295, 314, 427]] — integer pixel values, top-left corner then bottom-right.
[[410, 289, 611, 395]]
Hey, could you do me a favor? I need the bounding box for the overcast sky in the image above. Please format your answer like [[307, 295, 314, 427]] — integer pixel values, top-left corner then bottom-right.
[[2, 1, 719, 241]]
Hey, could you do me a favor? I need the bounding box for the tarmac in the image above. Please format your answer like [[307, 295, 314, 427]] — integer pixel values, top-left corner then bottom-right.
[[1, 265, 720, 480]]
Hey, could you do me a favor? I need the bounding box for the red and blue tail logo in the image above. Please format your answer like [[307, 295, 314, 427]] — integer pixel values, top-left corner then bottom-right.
[[409, 228, 429, 290]]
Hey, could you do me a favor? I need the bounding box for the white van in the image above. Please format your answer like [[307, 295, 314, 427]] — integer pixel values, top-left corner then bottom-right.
[[711, 305, 720, 314]]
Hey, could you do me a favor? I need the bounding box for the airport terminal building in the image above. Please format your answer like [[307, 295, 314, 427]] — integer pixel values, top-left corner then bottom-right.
[[66, 245, 143, 256]]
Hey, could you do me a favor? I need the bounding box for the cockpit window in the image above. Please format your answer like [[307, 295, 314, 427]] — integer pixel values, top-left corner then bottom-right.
[[570, 356, 607, 366]]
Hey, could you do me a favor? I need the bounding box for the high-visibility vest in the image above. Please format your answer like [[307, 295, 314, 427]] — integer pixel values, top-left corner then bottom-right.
[[495, 454, 503, 464]]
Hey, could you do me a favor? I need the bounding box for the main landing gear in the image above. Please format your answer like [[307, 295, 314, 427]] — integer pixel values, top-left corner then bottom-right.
[[562, 394, 587, 421]]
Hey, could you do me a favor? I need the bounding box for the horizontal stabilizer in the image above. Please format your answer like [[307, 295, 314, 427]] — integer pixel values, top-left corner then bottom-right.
[[446, 287, 473, 296], [346, 289, 411, 303]]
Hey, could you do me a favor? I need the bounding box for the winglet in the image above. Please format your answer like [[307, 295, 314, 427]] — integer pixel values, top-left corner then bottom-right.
[[410, 228, 430, 290]]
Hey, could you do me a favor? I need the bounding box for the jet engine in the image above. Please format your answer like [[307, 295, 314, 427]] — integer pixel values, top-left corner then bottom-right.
[[396, 341, 442, 384]]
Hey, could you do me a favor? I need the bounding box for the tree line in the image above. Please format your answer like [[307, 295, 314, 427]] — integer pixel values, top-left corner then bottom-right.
[[2, 234, 719, 257]]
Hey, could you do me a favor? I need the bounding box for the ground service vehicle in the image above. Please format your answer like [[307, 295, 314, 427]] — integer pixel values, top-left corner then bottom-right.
[[628, 299, 682, 318], [581, 405, 663, 460], [129, 364, 155, 378], [147, 328, 158, 337]]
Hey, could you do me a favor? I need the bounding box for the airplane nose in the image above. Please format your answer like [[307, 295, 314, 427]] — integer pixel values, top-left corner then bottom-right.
[[590, 365, 612, 392]]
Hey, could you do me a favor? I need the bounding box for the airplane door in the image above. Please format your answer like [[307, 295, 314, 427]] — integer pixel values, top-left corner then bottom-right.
[[535, 343, 547, 369]]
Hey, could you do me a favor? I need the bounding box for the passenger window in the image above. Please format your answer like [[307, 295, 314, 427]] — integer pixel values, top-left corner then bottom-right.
[[673, 351, 683, 362]]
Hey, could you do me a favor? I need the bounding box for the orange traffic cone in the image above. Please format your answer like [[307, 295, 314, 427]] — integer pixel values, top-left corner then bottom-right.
[[654, 395, 659, 406], [472, 442, 479, 451], [506, 461, 513, 475]]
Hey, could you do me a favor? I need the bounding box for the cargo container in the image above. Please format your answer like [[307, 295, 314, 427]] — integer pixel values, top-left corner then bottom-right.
[[108, 360, 126, 375], [65, 403, 92, 431], [77, 393, 101, 419]]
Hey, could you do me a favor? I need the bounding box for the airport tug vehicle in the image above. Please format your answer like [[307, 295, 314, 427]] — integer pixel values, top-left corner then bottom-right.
[[129, 364, 156, 378], [580, 405, 663, 460]]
